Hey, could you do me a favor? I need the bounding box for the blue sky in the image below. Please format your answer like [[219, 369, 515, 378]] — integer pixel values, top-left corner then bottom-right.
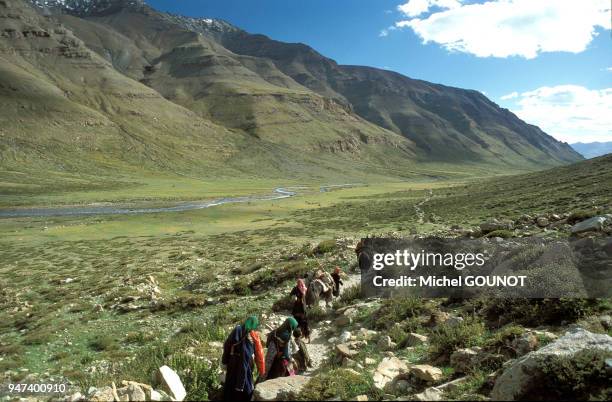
[[148, 0, 611, 143]]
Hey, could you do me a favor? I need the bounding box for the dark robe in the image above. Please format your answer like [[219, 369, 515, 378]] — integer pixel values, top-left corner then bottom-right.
[[222, 325, 254, 401]]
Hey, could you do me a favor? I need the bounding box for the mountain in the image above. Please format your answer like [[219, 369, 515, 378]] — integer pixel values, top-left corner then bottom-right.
[[1, 0, 583, 194], [571, 142, 612, 159]]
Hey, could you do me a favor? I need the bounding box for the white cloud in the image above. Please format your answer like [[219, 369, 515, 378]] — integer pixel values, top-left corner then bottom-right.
[[607, 67, 612, 72], [394, 0, 610, 58], [379, 25, 397, 37], [509, 85, 612, 143], [500, 91, 519, 100], [398, 0, 462, 17]]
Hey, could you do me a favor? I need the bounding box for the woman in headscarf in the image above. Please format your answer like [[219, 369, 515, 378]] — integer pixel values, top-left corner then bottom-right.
[[222, 316, 263, 401], [263, 317, 299, 381], [331, 266, 344, 297], [290, 279, 310, 342]]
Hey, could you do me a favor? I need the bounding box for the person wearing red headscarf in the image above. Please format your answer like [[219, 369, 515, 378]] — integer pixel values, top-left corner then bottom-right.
[[289, 278, 310, 342], [331, 266, 344, 297]]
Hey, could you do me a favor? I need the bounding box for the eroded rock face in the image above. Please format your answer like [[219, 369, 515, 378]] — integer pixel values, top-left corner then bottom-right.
[[253, 375, 309, 401], [491, 328, 612, 401]]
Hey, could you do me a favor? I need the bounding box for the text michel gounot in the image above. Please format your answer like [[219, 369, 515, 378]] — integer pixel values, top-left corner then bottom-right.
[[370, 250, 527, 288]]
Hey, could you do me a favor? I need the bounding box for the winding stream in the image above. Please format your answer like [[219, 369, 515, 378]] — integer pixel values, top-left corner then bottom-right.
[[0, 184, 362, 218], [0, 188, 298, 218]]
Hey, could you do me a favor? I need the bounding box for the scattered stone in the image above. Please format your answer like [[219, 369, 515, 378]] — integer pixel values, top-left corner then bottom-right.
[[364, 357, 376, 366], [429, 311, 450, 326], [89, 386, 114, 402], [536, 217, 549, 227], [571, 216, 608, 234], [450, 347, 480, 374], [377, 335, 396, 351], [436, 377, 469, 392], [512, 332, 539, 356], [355, 395, 368, 401], [406, 332, 428, 346], [153, 366, 186, 402], [372, 357, 408, 391], [339, 331, 352, 343], [356, 328, 378, 340], [492, 328, 612, 400], [253, 375, 309, 401], [445, 316, 464, 328], [410, 364, 443, 382], [413, 387, 443, 401], [393, 379, 412, 394], [480, 219, 513, 234], [125, 383, 146, 401], [334, 315, 352, 327], [336, 343, 358, 358]]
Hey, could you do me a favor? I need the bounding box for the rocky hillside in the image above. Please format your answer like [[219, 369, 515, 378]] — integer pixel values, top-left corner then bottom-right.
[[24, 0, 582, 172]]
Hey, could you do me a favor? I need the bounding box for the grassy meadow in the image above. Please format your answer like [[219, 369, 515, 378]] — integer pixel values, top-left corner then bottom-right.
[[0, 155, 610, 399]]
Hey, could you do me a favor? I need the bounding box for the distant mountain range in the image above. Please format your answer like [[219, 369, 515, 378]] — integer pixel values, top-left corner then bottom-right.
[[571, 142, 612, 159], [0, 0, 582, 187]]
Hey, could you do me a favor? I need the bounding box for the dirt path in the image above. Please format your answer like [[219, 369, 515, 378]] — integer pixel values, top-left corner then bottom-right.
[[303, 273, 361, 375], [415, 189, 433, 224]]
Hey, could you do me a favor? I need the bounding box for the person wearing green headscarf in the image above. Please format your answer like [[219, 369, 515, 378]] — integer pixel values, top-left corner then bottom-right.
[[262, 317, 299, 381], [222, 315, 259, 401]]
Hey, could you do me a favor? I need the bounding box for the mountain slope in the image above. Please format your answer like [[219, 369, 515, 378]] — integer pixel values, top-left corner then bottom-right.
[[214, 29, 581, 167]]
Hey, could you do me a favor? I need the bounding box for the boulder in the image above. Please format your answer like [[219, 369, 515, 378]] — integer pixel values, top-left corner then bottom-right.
[[491, 328, 612, 400], [536, 217, 549, 227], [372, 357, 408, 390], [512, 332, 539, 356], [254, 375, 309, 401], [125, 384, 146, 401], [334, 315, 352, 327], [450, 347, 480, 373], [406, 333, 428, 346], [410, 364, 443, 382], [480, 219, 513, 234], [89, 387, 114, 402], [153, 366, 186, 402], [571, 216, 608, 234], [339, 331, 352, 343], [336, 343, 358, 358], [413, 387, 443, 401], [445, 316, 464, 328], [393, 379, 412, 394], [355, 395, 368, 401]]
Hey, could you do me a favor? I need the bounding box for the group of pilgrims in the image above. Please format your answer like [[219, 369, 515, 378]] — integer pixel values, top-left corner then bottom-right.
[[222, 266, 345, 401]]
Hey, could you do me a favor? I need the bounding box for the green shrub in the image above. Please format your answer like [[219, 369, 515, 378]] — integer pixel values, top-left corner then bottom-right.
[[482, 298, 602, 327], [484, 325, 524, 355], [232, 277, 251, 296], [429, 317, 485, 359], [334, 284, 361, 309], [484, 230, 514, 239], [272, 295, 294, 312], [373, 297, 432, 330], [523, 349, 612, 400], [297, 368, 382, 401], [313, 239, 337, 255], [308, 305, 329, 322], [89, 335, 118, 352], [168, 353, 220, 400]]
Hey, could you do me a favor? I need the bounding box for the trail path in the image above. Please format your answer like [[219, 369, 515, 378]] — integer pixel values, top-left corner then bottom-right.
[[303, 273, 361, 375], [415, 189, 433, 224]]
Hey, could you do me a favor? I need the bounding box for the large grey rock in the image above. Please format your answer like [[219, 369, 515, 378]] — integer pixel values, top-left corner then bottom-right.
[[153, 366, 186, 401], [254, 375, 309, 401], [372, 356, 408, 391], [491, 328, 612, 400], [571, 216, 608, 234], [480, 219, 513, 234]]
